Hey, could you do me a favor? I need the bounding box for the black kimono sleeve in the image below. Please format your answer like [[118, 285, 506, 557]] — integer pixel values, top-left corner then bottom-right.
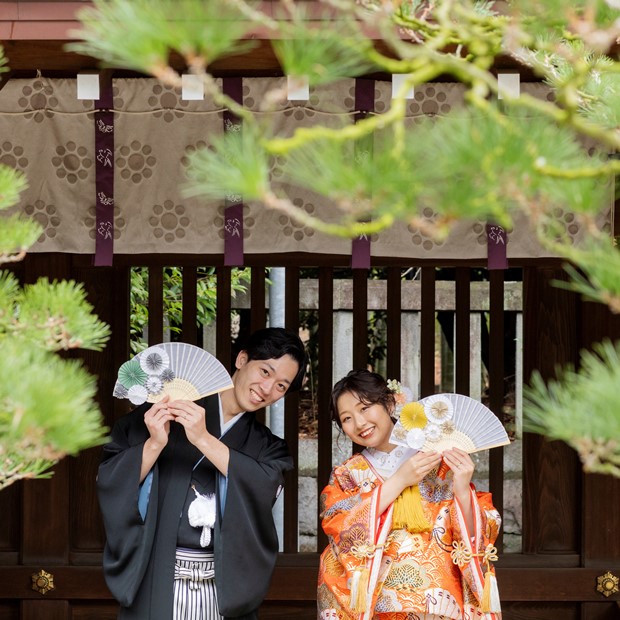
[[96, 406, 159, 607], [214, 426, 294, 617]]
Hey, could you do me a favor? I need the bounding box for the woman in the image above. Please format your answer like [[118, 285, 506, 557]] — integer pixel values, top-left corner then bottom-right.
[[317, 370, 502, 619]]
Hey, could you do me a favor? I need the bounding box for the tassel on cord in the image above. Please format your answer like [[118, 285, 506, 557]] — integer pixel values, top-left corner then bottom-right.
[[481, 567, 501, 613], [349, 565, 370, 613], [451, 543, 501, 614], [392, 485, 432, 533]]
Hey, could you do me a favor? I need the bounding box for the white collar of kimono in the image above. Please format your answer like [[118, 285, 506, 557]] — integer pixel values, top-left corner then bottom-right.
[[218, 394, 246, 436], [363, 445, 418, 479]]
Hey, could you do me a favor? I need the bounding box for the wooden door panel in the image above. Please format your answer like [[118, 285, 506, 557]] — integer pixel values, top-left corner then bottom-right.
[[70, 604, 119, 620], [0, 481, 20, 563], [68, 450, 106, 558], [0, 604, 19, 620], [499, 603, 579, 620], [258, 603, 316, 619], [582, 603, 620, 620], [1, 257, 620, 619], [21, 466, 70, 565], [522, 267, 581, 555], [22, 601, 69, 620]]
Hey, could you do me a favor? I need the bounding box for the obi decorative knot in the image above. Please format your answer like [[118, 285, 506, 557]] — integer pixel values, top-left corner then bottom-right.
[[451, 541, 499, 568], [350, 543, 383, 559], [174, 564, 215, 589]]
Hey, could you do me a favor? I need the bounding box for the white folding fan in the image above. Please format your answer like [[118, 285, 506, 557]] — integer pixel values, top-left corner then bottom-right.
[[390, 392, 510, 453], [113, 342, 234, 405]]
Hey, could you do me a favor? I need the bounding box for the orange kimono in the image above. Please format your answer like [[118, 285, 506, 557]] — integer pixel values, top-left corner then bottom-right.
[[317, 451, 502, 620]]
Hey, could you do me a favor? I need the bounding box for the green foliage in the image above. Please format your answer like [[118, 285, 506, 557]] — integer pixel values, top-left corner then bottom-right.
[[550, 237, 620, 314], [514, 0, 619, 35], [68, 0, 255, 75], [517, 40, 620, 129], [184, 127, 270, 203], [0, 57, 110, 489], [129, 266, 251, 353], [70, 0, 620, 477], [0, 275, 111, 351], [0, 214, 42, 261], [278, 111, 607, 235], [524, 339, 620, 477], [0, 338, 106, 489], [272, 14, 378, 86], [0, 163, 27, 211], [0, 167, 41, 262]]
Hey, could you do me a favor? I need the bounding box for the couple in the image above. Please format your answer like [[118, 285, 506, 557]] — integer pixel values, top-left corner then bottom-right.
[[98, 327, 501, 620]]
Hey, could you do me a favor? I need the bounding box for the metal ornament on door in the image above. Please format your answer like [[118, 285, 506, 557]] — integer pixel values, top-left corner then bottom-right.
[[596, 572, 619, 598], [31, 569, 55, 595]]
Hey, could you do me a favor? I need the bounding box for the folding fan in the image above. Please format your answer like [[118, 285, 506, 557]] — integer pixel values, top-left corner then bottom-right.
[[113, 342, 234, 405], [389, 393, 510, 453]]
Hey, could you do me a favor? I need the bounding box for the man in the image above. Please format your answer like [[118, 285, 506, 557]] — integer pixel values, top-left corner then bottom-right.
[[97, 328, 307, 620]]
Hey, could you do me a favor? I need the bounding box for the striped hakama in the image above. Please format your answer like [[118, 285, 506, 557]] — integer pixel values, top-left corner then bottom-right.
[[173, 548, 223, 620]]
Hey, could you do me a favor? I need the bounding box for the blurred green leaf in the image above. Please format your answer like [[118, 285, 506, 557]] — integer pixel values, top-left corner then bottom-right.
[[524, 339, 620, 477], [68, 0, 254, 73], [183, 126, 270, 202], [0, 339, 108, 489]]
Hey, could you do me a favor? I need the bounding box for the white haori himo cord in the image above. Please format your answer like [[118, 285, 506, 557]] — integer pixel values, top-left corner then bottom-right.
[[188, 485, 216, 548]]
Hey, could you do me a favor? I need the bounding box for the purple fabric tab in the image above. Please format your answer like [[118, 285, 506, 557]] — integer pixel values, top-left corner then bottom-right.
[[222, 77, 244, 267], [351, 234, 371, 269], [224, 202, 244, 265], [487, 223, 508, 270], [351, 79, 374, 270], [354, 78, 375, 121], [94, 74, 114, 266]]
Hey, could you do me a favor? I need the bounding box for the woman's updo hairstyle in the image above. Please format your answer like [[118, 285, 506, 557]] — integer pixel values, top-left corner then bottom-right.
[[330, 369, 396, 429]]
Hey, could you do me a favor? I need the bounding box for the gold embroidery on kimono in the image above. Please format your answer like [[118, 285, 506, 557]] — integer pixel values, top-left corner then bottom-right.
[[317, 452, 502, 620]]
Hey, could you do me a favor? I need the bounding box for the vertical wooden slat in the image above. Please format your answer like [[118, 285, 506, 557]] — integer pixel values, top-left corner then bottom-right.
[[216, 267, 232, 367], [317, 267, 334, 551], [22, 254, 71, 565], [522, 267, 580, 555], [147, 266, 164, 345], [454, 267, 470, 395], [182, 265, 198, 345], [488, 270, 505, 551], [250, 266, 267, 333], [420, 267, 436, 397], [352, 270, 368, 370], [69, 261, 120, 555], [0, 261, 25, 562], [352, 269, 368, 454], [578, 284, 620, 567], [112, 267, 131, 420], [283, 267, 300, 553], [386, 267, 401, 381], [247, 267, 267, 425]]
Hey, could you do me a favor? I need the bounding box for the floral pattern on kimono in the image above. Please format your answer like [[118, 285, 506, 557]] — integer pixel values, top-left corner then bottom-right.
[[317, 453, 502, 620]]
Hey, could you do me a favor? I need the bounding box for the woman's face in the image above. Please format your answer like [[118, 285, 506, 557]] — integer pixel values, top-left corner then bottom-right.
[[336, 390, 395, 452]]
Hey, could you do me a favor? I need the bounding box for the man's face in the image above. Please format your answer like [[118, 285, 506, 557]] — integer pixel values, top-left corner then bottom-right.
[[232, 352, 299, 412]]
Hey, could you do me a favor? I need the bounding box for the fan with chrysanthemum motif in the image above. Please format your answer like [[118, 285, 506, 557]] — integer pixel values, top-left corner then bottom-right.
[[113, 342, 233, 405], [389, 392, 509, 453]]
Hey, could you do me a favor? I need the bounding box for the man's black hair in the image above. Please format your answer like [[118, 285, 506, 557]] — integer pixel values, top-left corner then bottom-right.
[[242, 327, 307, 392]]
